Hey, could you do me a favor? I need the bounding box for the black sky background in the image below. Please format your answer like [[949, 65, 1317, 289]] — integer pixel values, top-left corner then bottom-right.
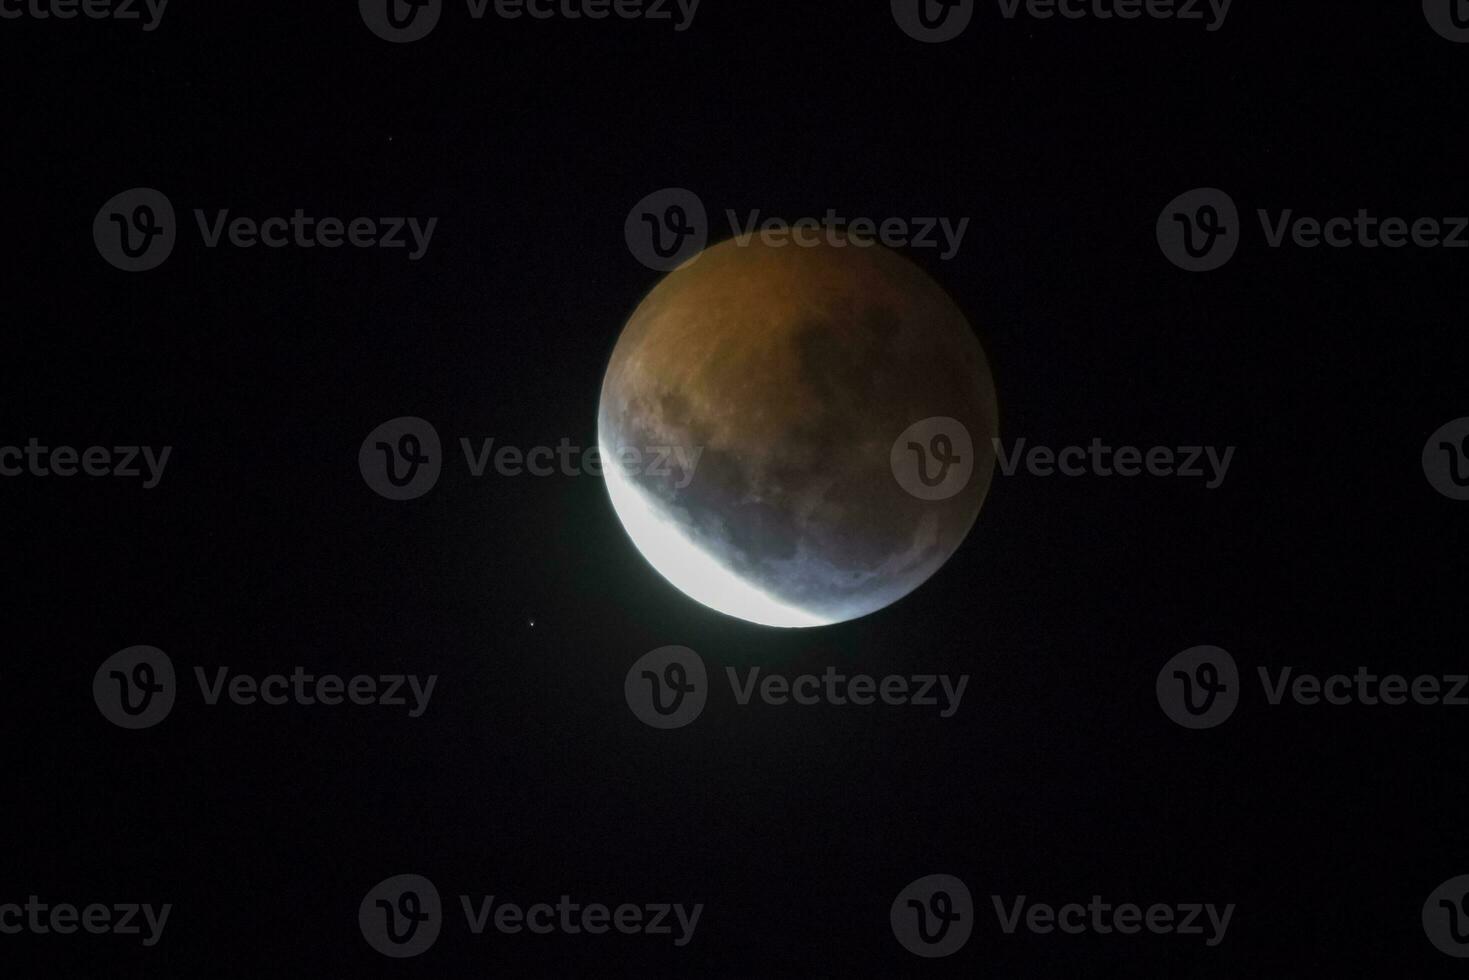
[[3, 2, 1469, 975]]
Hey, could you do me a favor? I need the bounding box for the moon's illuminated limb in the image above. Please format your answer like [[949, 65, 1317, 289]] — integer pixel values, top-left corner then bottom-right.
[[600, 443, 830, 628]]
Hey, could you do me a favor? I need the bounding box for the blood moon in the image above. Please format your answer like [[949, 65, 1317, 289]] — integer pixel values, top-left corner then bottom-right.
[[599, 236, 998, 627]]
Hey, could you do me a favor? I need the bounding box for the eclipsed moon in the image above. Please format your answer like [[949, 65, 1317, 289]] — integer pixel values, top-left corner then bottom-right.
[[599, 235, 998, 627]]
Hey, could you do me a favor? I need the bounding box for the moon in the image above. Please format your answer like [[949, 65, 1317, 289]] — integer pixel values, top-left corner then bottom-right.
[[599, 235, 998, 627]]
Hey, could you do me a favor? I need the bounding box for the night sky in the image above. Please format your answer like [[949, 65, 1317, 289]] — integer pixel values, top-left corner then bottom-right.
[[5, 2, 1469, 975]]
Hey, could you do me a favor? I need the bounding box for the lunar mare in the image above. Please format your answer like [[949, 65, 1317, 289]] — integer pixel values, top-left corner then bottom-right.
[[599, 236, 998, 627]]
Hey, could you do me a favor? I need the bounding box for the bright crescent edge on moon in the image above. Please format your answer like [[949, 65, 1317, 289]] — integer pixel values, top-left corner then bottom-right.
[[600, 439, 832, 628]]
